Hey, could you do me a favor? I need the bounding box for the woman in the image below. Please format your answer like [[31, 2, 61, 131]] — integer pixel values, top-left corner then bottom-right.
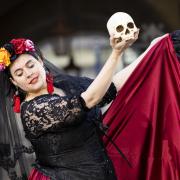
[[0, 32, 138, 180]]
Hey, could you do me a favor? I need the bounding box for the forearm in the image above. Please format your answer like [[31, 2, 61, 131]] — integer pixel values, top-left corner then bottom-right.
[[81, 50, 122, 108], [113, 50, 147, 91], [81, 30, 139, 108]]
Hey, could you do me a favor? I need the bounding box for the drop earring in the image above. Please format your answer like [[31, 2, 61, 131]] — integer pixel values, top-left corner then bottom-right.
[[13, 88, 21, 113], [46, 73, 54, 94]]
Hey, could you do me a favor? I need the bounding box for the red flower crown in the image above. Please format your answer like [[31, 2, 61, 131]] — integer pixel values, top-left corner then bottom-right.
[[0, 38, 35, 71], [10, 38, 35, 54]]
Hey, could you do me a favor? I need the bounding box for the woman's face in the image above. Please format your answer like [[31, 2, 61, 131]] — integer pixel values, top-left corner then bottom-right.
[[10, 54, 47, 93]]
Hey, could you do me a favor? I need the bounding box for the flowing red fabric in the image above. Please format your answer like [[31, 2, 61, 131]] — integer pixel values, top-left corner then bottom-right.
[[28, 168, 50, 180], [103, 35, 180, 180]]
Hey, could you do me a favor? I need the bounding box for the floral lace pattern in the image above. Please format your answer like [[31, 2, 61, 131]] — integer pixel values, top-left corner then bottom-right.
[[21, 94, 86, 137]]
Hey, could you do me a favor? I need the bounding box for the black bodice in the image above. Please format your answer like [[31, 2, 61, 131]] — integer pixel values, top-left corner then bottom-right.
[[21, 74, 117, 180]]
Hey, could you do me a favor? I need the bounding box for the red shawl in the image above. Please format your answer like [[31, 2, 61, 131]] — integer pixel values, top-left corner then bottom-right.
[[103, 34, 180, 180]]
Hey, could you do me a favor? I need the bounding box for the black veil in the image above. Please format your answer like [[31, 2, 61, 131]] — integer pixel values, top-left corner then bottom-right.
[[0, 60, 63, 180]]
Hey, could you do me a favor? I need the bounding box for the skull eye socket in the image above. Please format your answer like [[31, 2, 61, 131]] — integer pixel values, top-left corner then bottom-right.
[[116, 25, 124, 32], [127, 22, 134, 28]]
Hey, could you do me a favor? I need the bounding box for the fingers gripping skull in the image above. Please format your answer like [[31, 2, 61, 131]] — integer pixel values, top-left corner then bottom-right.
[[107, 12, 138, 42]]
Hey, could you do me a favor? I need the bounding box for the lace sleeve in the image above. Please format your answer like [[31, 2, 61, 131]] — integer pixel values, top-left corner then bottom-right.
[[74, 76, 117, 108], [21, 94, 87, 136], [97, 82, 117, 107]]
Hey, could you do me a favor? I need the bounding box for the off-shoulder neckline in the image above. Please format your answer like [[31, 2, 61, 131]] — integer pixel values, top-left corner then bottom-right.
[[22, 93, 66, 104]]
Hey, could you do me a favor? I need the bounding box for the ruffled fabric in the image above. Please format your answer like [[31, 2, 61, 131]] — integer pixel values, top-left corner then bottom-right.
[[103, 34, 180, 180]]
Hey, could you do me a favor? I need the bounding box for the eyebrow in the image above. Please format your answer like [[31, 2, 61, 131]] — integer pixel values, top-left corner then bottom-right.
[[14, 60, 33, 74]]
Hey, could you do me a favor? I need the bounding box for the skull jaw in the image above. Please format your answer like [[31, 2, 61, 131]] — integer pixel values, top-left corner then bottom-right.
[[114, 26, 138, 41]]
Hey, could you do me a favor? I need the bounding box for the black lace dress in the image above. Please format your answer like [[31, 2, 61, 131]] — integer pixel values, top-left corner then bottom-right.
[[21, 74, 117, 180]]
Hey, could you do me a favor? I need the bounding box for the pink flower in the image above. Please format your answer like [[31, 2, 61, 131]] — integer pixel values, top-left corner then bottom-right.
[[24, 40, 35, 52], [0, 64, 5, 71]]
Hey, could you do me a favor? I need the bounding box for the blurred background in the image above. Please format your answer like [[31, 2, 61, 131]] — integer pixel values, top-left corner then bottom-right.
[[0, 0, 179, 179], [0, 0, 179, 77]]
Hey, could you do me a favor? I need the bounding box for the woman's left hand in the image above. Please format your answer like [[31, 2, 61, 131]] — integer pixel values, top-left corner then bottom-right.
[[110, 29, 139, 53]]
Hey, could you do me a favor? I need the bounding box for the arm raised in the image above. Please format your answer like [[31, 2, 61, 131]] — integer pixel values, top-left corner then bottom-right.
[[81, 35, 138, 109]]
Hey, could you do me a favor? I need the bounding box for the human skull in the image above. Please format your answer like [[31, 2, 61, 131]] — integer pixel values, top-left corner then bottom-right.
[[107, 12, 138, 42]]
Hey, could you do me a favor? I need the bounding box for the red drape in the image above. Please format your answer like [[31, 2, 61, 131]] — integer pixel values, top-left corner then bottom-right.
[[103, 34, 180, 180]]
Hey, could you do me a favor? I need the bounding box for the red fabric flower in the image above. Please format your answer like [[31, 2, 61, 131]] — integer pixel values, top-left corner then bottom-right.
[[10, 38, 26, 54]]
